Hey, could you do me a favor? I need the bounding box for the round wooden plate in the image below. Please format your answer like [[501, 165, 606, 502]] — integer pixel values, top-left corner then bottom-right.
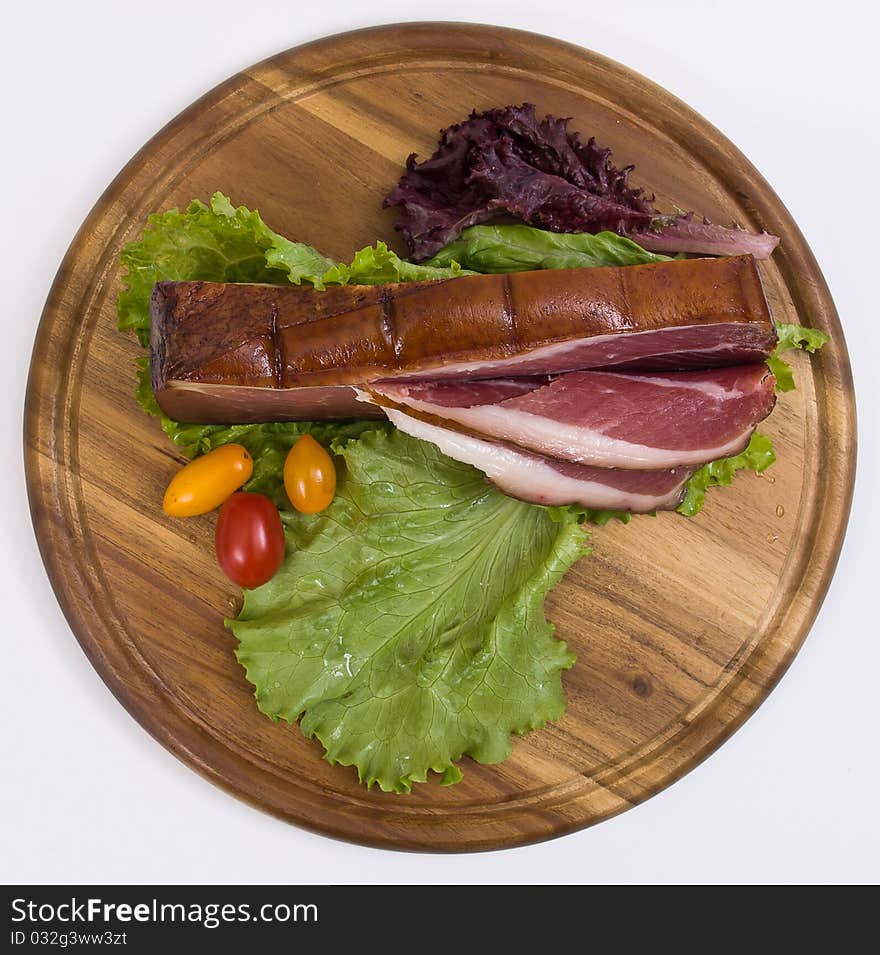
[[25, 23, 855, 851]]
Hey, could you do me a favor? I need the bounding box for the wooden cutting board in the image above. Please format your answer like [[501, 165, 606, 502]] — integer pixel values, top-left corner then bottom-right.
[[24, 23, 855, 851]]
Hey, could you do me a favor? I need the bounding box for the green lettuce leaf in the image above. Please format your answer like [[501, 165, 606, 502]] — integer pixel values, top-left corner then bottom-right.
[[776, 322, 830, 354], [118, 193, 292, 345], [767, 322, 830, 392], [261, 234, 339, 288], [313, 241, 474, 286], [547, 505, 633, 527], [678, 432, 776, 516], [230, 429, 584, 792], [425, 224, 670, 272], [268, 237, 471, 287]]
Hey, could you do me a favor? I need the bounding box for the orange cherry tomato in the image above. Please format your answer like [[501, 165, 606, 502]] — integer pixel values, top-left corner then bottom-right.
[[163, 444, 253, 517], [283, 434, 337, 514]]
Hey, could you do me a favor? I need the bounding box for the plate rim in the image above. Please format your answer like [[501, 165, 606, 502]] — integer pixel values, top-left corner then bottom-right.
[[24, 21, 857, 852]]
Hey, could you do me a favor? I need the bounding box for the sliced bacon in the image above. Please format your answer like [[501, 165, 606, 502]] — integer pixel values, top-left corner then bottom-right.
[[368, 365, 776, 470], [380, 408, 693, 512]]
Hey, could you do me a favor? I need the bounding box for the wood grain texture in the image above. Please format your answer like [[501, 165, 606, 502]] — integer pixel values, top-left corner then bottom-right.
[[24, 23, 856, 851]]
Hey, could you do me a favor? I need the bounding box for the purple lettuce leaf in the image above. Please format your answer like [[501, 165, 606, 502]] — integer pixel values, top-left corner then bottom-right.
[[635, 213, 780, 258], [471, 141, 654, 235], [384, 104, 779, 261]]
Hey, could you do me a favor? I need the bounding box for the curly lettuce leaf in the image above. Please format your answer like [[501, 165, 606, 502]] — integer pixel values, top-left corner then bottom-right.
[[767, 322, 831, 392], [268, 238, 472, 286], [678, 432, 776, 517], [118, 193, 293, 345], [261, 234, 339, 288], [231, 429, 584, 793], [546, 505, 633, 527], [426, 224, 669, 273], [775, 322, 830, 354], [317, 241, 474, 285]]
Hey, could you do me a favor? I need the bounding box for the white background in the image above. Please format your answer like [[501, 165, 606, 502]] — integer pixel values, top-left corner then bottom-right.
[[2, 1, 878, 885]]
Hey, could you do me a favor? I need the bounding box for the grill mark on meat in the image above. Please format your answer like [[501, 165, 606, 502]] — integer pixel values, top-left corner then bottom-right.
[[378, 287, 399, 358], [270, 302, 282, 387], [618, 268, 634, 331], [501, 272, 519, 347]]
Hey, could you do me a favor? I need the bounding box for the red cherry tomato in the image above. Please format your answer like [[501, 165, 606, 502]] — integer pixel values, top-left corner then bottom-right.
[[215, 492, 285, 589]]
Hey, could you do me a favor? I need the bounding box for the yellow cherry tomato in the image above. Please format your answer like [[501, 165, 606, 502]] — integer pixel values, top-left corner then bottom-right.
[[163, 444, 254, 517], [283, 434, 337, 514]]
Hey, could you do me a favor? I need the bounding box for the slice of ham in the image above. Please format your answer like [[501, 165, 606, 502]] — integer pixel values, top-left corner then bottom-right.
[[380, 408, 692, 512], [367, 364, 776, 470], [150, 255, 776, 423]]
